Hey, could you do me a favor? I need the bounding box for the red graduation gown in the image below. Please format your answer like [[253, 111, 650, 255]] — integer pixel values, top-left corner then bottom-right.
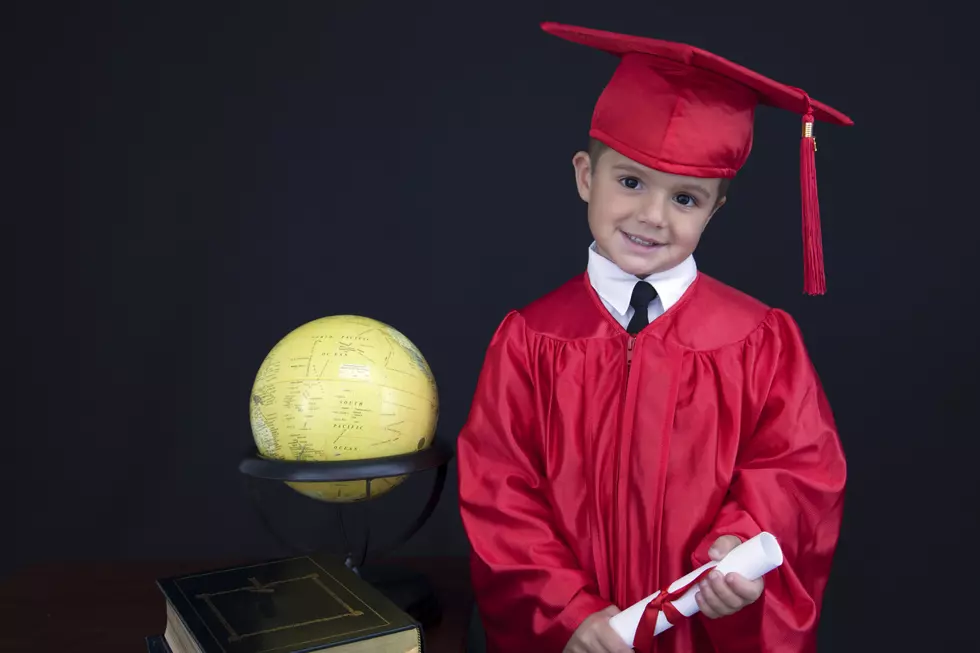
[[457, 271, 846, 653]]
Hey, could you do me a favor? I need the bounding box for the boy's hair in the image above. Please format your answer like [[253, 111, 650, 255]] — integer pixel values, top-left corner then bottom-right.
[[588, 138, 731, 204]]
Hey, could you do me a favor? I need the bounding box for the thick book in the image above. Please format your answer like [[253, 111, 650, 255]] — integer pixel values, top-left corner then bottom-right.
[[147, 634, 173, 652], [156, 554, 423, 653]]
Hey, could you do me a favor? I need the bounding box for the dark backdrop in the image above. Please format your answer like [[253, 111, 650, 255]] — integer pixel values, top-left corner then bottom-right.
[[6, 1, 978, 649]]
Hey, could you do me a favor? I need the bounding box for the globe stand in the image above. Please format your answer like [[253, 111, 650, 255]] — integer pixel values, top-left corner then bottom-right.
[[238, 439, 453, 629]]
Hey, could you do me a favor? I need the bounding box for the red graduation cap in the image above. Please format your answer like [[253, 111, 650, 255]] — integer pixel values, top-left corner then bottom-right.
[[541, 22, 854, 295]]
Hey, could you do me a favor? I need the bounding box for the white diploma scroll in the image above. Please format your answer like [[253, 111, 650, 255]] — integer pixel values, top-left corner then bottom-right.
[[609, 532, 784, 646]]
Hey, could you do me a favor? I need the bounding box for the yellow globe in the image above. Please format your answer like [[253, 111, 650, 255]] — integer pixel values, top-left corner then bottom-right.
[[248, 315, 439, 502]]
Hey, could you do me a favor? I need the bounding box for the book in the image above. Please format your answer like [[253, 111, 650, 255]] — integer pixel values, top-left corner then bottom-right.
[[155, 554, 423, 653], [146, 634, 173, 652]]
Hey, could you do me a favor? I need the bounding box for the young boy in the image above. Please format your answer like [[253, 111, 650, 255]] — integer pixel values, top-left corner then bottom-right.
[[456, 21, 850, 653]]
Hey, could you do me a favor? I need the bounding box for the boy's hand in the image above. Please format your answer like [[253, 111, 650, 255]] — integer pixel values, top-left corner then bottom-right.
[[563, 605, 632, 653], [695, 535, 764, 619]]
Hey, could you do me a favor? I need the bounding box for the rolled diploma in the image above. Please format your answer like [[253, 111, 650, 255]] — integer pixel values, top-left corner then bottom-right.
[[609, 532, 784, 646]]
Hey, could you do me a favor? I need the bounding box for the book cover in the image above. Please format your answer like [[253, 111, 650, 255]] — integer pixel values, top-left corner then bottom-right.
[[146, 634, 174, 652], [157, 554, 423, 653]]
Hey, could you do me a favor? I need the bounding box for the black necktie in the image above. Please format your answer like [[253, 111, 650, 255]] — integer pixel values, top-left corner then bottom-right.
[[626, 281, 658, 334]]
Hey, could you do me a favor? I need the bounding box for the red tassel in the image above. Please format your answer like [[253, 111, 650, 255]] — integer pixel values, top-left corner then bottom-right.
[[800, 95, 825, 295]]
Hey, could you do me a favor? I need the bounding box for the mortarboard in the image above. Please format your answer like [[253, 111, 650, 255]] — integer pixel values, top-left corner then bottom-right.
[[541, 22, 854, 295]]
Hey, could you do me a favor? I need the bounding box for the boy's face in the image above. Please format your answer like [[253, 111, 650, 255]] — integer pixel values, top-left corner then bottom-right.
[[573, 147, 726, 278]]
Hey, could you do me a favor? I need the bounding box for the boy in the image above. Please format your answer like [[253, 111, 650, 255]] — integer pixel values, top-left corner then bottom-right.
[[456, 21, 849, 653]]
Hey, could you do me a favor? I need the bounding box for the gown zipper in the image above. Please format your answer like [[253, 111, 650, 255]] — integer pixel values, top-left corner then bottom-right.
[[615, 332, 639, 599]]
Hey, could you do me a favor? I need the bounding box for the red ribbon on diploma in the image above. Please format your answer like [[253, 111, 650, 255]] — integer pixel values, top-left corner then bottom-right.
[[632, 566, 716, 653]]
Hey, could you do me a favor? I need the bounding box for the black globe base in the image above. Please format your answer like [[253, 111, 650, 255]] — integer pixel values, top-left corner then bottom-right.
[[239, 439, 454, 631], [356, 563, 442, 629]]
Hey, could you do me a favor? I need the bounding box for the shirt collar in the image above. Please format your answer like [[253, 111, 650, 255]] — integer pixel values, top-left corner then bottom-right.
[[587, 241, 698, 316]]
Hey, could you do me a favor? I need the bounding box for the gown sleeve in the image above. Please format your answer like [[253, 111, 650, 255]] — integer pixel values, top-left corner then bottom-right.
[[691, 309, 847, 653], [457, 311, 612, 653]]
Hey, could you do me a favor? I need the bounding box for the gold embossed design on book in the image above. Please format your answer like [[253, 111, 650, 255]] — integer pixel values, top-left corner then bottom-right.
[[159, 556, 420, 653], [195, 575, 365, 642]]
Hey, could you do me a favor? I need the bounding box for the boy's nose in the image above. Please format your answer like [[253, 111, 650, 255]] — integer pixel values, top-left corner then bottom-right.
[[637, 200, 666, 227]]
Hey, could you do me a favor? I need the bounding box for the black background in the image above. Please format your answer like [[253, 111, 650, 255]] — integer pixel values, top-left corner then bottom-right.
[[6, 1, 979, 649]]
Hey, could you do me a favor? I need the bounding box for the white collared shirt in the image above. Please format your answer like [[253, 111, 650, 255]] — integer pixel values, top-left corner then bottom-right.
[[587, 242, 698, 329]]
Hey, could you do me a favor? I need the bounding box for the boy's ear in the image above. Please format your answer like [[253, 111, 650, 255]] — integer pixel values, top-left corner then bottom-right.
[[713, 195, 727, 214], [706, 196, 727, 223], [700, 196, 726, 233], [572, 151, 592, 203]]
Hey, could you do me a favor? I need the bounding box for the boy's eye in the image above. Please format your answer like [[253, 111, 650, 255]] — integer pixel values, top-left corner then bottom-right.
[[674, 193, 698, 207], [619, 177, 641, 190]]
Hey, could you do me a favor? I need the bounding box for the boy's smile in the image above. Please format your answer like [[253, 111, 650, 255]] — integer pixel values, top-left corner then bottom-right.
[[573, 145, 726, 278], [621, 230, 664, 249]]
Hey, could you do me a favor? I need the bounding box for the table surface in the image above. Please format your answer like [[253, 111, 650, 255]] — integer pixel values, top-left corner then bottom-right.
[[0, 556, 473, 653]]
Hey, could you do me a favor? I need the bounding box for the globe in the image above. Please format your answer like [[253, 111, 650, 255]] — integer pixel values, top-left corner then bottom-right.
[[248, 315, 439, 503]]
